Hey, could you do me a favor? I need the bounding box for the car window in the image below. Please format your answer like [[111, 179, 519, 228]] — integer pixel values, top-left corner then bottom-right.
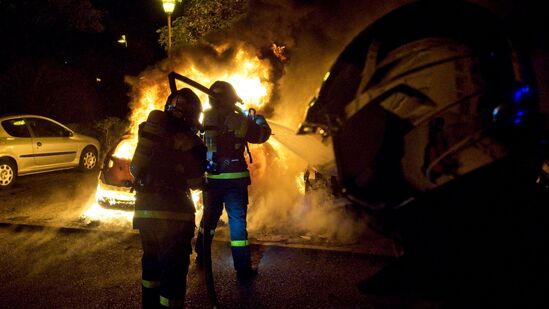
[[28, 118, 71, 138], [1, 119, 31, 138]]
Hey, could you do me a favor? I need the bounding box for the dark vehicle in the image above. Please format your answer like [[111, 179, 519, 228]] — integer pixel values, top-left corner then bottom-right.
[[297, 1, 547, 307]]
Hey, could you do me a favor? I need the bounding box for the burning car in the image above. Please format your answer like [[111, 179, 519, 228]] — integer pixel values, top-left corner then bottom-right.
[[95, 135, 136, 210]]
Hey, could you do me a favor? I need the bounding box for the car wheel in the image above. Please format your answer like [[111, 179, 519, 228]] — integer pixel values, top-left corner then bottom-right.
[[0, 159, 17, 189], [79, 146, 98, 172]]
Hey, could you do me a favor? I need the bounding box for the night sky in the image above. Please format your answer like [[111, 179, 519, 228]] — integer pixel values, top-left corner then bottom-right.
[[1, 0, 549, 124], [0, 0, 168, 122]]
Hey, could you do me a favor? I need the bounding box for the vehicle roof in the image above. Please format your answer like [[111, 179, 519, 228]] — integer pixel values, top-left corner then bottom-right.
[[0, 114, 58, 121], [0, 114, 74, 132]]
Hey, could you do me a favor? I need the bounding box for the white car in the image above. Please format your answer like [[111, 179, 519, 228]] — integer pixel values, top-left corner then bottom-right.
[[0, 114, 101, 189]]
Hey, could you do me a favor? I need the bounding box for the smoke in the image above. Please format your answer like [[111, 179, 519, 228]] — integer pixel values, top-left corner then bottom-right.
[[4, 224, 136, 276], [0, 171, 137, 276], [124, 0, 513, 245], [232, 0, 414, 127], [245, 142, 368, 243], [120, 1, 412, 245]]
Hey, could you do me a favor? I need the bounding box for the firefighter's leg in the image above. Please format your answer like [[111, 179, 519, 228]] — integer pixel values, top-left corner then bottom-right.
[[195, 186, 224, 264], [158, 222, 195, 308], [139, 229, 161, 309], [225, 184, 254, 275]]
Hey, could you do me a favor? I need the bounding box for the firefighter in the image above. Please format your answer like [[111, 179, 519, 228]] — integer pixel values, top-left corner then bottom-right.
[[131, 88, 206, 308], [195, 80, 271, 280], [297, 1, 547, 307]]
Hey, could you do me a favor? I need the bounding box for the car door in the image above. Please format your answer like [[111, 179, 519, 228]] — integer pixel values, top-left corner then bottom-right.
[[0, 118, 35, 173], [27, 117, 78, 167]]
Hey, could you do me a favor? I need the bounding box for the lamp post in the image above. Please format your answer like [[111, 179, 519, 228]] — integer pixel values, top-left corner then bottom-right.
[[161, 0, 176, 52]]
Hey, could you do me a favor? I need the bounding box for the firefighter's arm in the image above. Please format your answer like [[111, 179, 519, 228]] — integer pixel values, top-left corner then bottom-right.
[[246, 114, 271, 144]]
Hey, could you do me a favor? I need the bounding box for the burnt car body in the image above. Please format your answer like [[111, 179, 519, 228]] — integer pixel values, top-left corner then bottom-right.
[[96, 135, 135, 210]]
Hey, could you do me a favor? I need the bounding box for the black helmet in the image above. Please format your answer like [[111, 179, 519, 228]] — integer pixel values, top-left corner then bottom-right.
[[209, 80, 242, 108], [298, 1, 543, 211], [165, 88, 202, 128]]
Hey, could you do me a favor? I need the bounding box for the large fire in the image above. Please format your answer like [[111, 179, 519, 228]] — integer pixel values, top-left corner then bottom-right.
[[115, 48, 273, 160], [84, 46, 281, 225]]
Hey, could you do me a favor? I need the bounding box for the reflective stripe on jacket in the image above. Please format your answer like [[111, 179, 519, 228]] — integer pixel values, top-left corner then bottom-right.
[[206, 170, 250, 180]]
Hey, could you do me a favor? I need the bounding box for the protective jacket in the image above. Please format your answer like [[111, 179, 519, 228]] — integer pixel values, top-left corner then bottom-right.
[[198, 105, 270, 275], [131, 110, 206, 229], [203, 106, 271, 180]]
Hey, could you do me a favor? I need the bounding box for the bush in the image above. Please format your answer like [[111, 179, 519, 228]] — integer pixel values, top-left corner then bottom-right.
[[67, 117, 129, 162]]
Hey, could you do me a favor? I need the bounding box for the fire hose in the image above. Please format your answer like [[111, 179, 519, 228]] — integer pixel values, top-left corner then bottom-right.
[[168, 71, 244, 104], [202, 208, 220, 309], [168, 72, 220, 308]]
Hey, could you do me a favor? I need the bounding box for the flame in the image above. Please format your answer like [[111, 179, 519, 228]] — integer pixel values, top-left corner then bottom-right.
[[112, 47, 273, 161], [83, 202, 134, 222], [89, 44, 274, 224], [112, 138, 138, 160], [271, 43, 288, 63]]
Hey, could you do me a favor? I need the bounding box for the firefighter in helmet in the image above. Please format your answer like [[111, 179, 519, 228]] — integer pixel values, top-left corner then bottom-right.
[[298, 1, 547, 306], [131, 87, 206, 308], [195, 80, 271, 280]]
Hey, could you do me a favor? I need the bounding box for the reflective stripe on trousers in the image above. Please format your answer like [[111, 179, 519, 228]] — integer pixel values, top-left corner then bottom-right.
[[142, 279, 160, 289], [198, 227, 215, 236], [231, 240, 249, 247], [160, 295, 184, 308]]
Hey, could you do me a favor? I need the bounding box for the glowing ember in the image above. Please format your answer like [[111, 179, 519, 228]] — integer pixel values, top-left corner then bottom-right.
[[271, 43, 288, 63]]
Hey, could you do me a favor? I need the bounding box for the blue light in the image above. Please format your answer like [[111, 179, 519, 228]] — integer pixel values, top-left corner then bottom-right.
[[513, 85, 531, 103], [492, 106, 501, 117]]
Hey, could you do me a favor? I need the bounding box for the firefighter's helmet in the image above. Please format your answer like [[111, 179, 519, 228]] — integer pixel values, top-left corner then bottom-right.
[[209, 80, 242, 108], [165, 88, 202, 128], [298, 1, 544, 211]]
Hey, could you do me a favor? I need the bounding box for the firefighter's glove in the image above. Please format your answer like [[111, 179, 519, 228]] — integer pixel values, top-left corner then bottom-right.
[[224, 113, 249, 139]]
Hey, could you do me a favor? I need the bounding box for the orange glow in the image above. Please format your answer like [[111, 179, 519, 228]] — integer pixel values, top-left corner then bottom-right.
[[117, 47, 273, 161], [91, 44, 275, 223], [112, 138, 138, 160]]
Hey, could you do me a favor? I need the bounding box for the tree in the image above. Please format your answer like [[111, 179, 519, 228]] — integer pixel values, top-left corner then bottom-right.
[[157, 0, 249, 48]]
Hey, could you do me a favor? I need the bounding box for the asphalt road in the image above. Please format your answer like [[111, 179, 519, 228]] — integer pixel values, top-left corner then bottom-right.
[[0, 224, 412, 309], [0, 169, 411, 308]]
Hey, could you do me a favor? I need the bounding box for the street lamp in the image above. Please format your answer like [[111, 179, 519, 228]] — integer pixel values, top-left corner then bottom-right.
[[161, 0, 177, 52], [117, 34, 127, 48]]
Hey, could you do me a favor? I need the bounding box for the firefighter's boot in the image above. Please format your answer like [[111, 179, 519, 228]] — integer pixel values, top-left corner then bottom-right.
[[142, 285, 160, 309], [232, 245, 257, 280]]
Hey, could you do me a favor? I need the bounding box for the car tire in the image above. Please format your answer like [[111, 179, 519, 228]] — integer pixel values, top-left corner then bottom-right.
[[0, 158, 17, 189], [79, 146, 98, 172]]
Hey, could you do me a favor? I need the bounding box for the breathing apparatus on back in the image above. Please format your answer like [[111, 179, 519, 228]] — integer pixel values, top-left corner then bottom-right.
[[203, 81, 258, 173], [130, 87, 202, 190]]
